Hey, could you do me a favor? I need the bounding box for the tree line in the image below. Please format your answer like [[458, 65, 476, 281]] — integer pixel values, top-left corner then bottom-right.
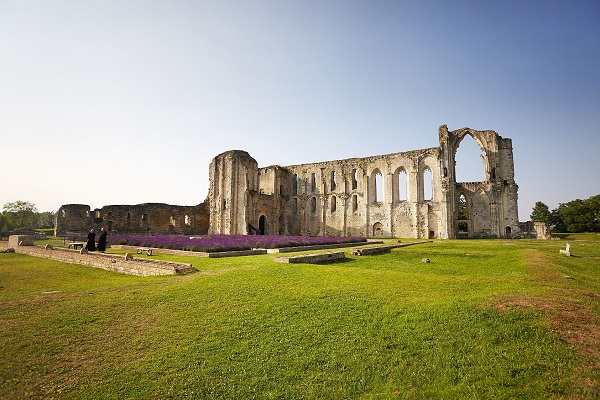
[[0, 201, 55, 234], [531, 194, 600, 233]]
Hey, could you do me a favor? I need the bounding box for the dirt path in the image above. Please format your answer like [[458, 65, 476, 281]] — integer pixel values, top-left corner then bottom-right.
[[495, 249, 599, 398]]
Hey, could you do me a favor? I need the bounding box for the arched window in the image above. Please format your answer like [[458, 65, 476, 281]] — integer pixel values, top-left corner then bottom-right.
[[61, 209, 66, 218], [169, 216, 176, 227], [351, 169, 358, 190], [330, 195, 337, 213], [455, 134, 486, 182], [311, 173, 316, 192], [394, 168, 408, 202], [310, 197, 317, 214], [423, 167, 433, 201], [352, 194, 358, 212], [184, 215, 191, 226], [330, 171, 337, 191], [370, 169, 384, 203]]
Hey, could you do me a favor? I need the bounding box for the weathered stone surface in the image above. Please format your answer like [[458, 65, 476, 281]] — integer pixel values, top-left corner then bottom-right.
[[276, 252, 346, 264], [54, 202, 209, 237], [10, 245, 195, 276], [267, 241, 378, 254], [208, 126, 519, 239], [534, 222, 552, 240], [560, 243, 571, 257], [8, 235, 33, 248], [207, 249, 267, 258], [56, 125, 519, 241]]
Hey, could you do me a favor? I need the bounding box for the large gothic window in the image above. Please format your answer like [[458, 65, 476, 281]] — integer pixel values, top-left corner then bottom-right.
[[394, 167, 408, 202], [370, 169, 384, 203], [455, 135, 486, 182]]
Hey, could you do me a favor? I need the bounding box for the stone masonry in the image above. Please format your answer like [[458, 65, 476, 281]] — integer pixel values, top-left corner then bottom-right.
[[56, 125, 519, 239], [208, 125, 520, 239], [55, 202, 209, 236]]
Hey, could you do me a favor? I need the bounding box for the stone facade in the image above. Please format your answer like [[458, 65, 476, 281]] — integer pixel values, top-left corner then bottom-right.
[[55, 202, 209, 236], [208, 125, 520, 239]]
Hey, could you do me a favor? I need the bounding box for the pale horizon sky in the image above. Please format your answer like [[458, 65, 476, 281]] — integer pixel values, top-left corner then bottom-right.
[[2, 0, 599, 219]]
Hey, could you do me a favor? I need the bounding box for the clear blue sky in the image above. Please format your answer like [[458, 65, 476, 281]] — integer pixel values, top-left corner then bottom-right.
[[2, 0, 599, 219]]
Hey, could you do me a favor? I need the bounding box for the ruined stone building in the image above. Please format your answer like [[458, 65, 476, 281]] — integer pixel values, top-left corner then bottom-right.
[[56, 125, 519, 239], [55, 203, 209, 236], [208, 125, 519, 239]]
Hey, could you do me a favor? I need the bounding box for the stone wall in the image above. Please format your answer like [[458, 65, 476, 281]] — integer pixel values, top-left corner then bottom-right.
[[55, 202, 209, 236], [6, 244, 195, 276], [209, 125, 520, 239]]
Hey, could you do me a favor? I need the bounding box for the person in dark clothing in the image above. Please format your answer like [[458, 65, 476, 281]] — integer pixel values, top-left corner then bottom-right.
[[85, 229, 96, 251], [97, 227, 108, 252]]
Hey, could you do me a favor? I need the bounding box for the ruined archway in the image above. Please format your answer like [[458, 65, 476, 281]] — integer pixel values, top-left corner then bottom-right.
[[454, 134, 487, 182]]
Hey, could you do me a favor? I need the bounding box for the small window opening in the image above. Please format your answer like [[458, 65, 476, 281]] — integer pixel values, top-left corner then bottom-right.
[[330, 196, 337, 213], [184, 215, 191, 226], [310, 197, 317, 214], [311, 173, 316, 192], [352, 194, 358, 212], [351, 169, 358, 190], [292, 174, 298, 195], [330, 171, 337, 191], [423, 167, 433, 201]]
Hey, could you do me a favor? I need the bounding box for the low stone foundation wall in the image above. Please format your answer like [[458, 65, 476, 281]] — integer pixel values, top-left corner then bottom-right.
[[208, 249, 267, 258], [267, 241, 379, 254], [352, 241, 433, 256], [276, 251, 346, 264], [6, 245, 195, 276]]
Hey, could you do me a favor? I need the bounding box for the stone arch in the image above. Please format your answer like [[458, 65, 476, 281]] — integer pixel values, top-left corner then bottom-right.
[[372, 222, 383, 237], [452, 130, 493, 182]]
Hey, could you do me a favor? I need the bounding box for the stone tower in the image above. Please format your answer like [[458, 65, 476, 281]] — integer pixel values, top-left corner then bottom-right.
[[208, 150, 259, 235]]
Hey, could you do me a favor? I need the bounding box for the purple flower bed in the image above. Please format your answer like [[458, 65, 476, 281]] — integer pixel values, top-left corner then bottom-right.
[[109, 234, 366, 253]]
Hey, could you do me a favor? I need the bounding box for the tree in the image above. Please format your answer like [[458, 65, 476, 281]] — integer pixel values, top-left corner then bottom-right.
[[531, 201, 551, 223], [2, 201, 38, 230]]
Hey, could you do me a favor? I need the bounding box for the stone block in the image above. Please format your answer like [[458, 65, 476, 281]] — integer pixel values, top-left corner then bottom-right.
[[276, 251, 346, 264], [8, 235, 33, 247]]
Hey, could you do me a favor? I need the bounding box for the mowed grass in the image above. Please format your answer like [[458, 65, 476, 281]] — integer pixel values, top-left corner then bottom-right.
[[1, 238, 599, 399]]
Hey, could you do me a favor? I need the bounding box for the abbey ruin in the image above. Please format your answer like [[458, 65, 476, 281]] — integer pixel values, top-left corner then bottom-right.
[[56, 125, 520, 239]]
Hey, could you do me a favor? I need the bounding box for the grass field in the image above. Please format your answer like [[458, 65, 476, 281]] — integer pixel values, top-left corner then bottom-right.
[[1, 237, 599, 399]]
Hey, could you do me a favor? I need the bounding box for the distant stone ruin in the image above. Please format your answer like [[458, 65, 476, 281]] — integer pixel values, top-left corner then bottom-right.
[[209, 125, 519, 239], [55, 125, 519, 239], [55, 203, 208, 236]]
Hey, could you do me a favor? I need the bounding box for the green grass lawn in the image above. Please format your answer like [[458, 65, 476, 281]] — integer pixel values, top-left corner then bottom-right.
[[1, 238, 599, 399]]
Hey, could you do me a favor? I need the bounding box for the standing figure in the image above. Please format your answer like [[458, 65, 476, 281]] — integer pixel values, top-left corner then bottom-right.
[[85, 229, 96, 251], [97, 227, 108, 252]]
